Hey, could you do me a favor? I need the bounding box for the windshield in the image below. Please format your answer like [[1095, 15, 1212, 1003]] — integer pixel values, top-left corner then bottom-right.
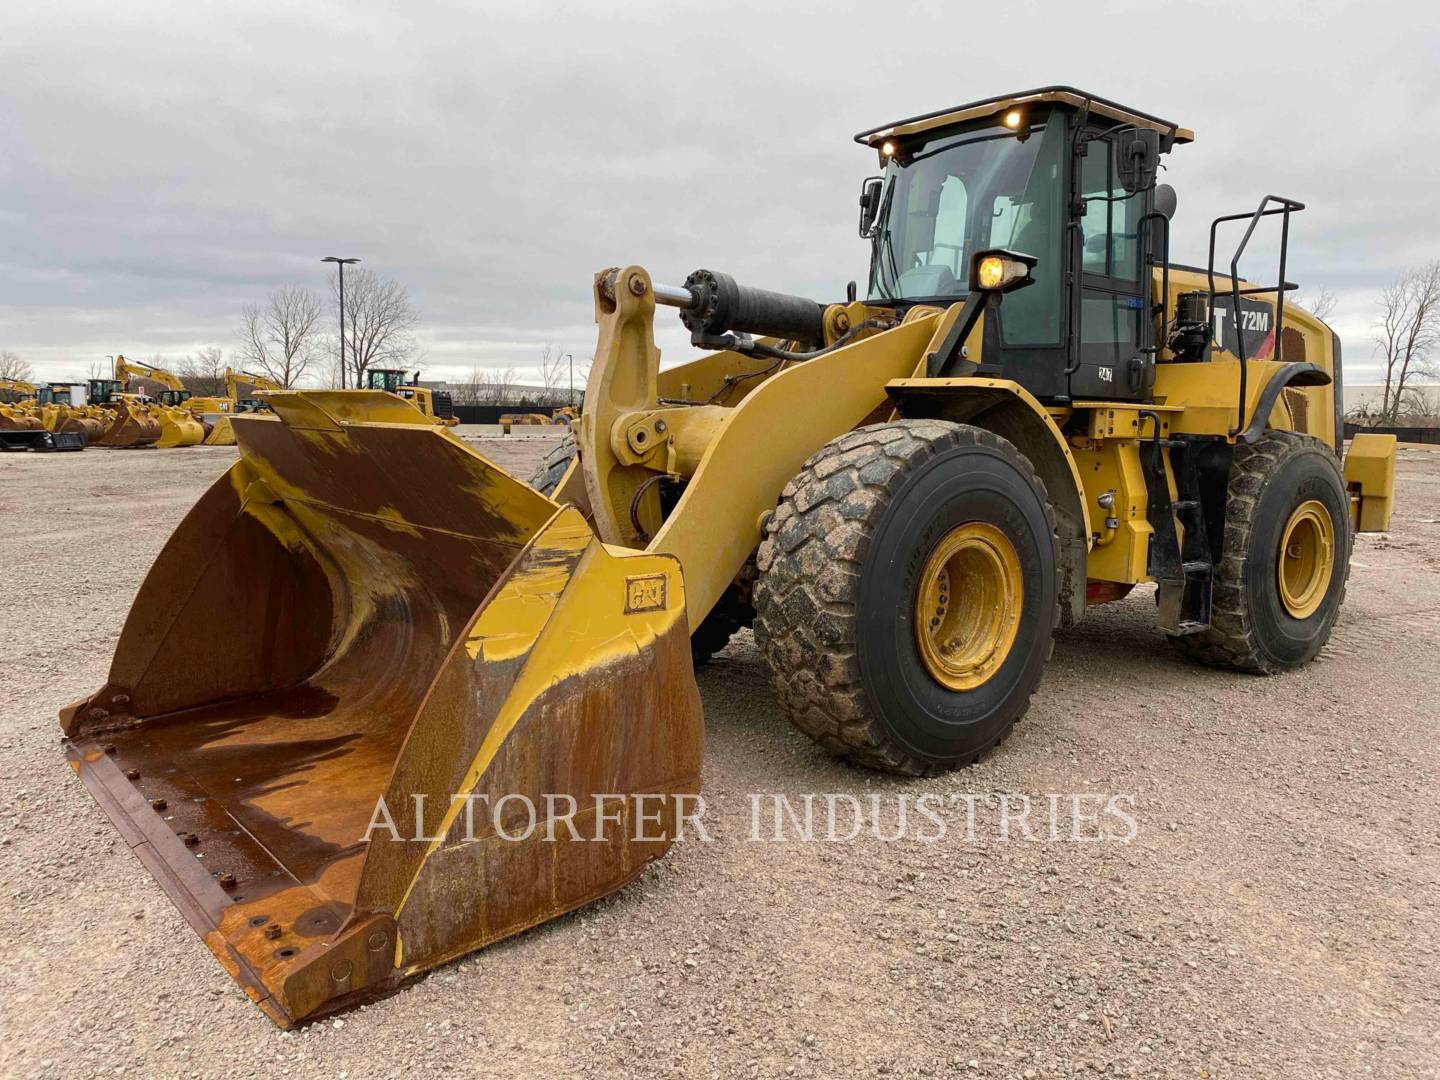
[[869, 116, 1065, 346]]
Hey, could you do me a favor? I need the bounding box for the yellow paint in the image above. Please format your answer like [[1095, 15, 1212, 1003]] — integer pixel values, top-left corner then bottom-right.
[[1153, 266, 1340, 448], [1344, 433, 1396, 532], [1277, 499, 1334, 618], [913, 521, 1022, 690], [887, 376, 1092, 540], [652, 314, 944, 628], [394, 507, 688, 920]]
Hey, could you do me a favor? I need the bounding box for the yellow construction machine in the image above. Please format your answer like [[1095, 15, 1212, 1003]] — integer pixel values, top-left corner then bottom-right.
[[62, 87, 1395, 1026], [0, 380, 89, 451], [0, 378, 44, 430], [85, 377, 163, 448], [114, 356, 227, 446], [39, 384, 106, 444], [224, 366, 283, 413], [362, 367, 459, 425]]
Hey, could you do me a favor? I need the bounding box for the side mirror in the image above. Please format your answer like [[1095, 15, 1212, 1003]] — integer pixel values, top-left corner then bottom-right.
[[1117, 128, 1161, 194], [858, 176, 884, 238], [1153, 182, 1178, 221]]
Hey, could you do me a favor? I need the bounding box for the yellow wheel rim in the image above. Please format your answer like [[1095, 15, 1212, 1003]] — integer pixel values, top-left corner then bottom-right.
[[1277, 499, 1334, 619], [913, 522, 1023, 691]]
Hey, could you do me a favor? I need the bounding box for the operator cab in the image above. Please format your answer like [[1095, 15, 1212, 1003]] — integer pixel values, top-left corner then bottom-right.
[[857, 87, 1192, 404], [158, 388, 192, 408], [363, 368, 417, 394], [87, 379, 124, 405]]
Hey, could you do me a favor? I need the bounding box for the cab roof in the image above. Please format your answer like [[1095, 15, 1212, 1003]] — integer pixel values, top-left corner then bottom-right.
[[855, 86, 1194, 149]]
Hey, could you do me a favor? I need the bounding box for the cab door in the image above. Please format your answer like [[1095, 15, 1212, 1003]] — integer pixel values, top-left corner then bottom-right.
[[1069, 133, 1152, 401]]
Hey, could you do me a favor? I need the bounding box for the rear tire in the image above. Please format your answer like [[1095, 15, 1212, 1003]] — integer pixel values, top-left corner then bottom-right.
[[1176, 431, 1350, 673], [754, 420, 1058, 776], [528, 433, 578, 496]]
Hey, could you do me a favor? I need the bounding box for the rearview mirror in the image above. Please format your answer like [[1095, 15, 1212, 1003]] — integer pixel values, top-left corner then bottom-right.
[[1116, 128, 1161, 194], [858, 176, 884, 238]]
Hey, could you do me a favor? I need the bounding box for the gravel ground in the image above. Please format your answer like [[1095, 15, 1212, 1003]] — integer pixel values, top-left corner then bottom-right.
[[1, 434, 1436, 1080]]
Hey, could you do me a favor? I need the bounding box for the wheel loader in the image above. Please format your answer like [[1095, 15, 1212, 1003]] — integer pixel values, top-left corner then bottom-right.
[[362, 366, 459, 425], [60, 87, 1397, 1027]]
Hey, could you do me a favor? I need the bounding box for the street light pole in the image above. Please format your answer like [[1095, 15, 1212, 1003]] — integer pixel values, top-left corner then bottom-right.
[[321, 256, 360, 387], [564, 352, 574, 405]]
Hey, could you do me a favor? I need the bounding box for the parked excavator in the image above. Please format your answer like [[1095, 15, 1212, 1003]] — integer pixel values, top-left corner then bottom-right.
[[224, 366, 283, 412], [62, 87, 1396, 1027], [114, 356, 227, 446]]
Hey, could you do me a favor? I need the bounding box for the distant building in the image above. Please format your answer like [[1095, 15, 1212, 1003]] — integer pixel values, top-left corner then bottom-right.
[[1345, 384, 1440, 417]]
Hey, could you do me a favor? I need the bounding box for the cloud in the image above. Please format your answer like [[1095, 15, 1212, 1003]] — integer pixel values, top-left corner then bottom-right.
[[3, 0, 1438, 384]]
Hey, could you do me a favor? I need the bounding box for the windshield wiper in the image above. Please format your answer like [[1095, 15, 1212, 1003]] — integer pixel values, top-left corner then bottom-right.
[[870, 182, 902, 300]]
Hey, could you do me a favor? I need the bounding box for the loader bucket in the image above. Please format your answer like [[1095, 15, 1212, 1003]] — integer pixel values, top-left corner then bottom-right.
[[96, 401, 162, 447], [201, 413, 237, 446], [45, 407, 105, 444], [154, 408, 206, 448], [0, 407, 42, 431], [60, 392, 703, 1028]]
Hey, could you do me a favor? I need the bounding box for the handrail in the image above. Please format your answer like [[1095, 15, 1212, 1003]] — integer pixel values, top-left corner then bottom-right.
[[1206, 195, 1305, 435]]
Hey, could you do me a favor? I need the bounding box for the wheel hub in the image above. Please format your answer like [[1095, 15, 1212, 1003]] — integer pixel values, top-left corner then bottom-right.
[[913, 522, 1022, 691], [1277, 499, 1334, 619]]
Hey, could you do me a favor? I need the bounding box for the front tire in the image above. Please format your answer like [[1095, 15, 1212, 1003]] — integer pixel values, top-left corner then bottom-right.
[[754, 420, 1058, 776]]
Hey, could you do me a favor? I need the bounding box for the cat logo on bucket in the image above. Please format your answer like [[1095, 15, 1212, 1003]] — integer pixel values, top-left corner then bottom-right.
[[624, 573, 668, 614]]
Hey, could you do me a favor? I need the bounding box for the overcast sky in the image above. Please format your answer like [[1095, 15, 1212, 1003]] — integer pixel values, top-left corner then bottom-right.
[[4, 0, 1438, 386]]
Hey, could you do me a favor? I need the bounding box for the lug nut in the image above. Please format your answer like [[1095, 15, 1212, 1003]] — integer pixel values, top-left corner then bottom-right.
[[125, 768, 140, 780], [180, 832, 200, 847], [265, 924, 283, 940], [103, 744, 117, 754], [150, 798, 167, 811], [217, 872, 237, 889]]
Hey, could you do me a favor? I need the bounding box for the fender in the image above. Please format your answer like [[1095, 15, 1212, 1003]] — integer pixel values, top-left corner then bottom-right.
[[1241, 361, 1331, 444], [885, 376, 1092, 626]]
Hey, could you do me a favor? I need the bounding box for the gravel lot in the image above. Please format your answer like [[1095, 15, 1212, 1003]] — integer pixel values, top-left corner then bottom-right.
[[1, 432, 1436, 1079]]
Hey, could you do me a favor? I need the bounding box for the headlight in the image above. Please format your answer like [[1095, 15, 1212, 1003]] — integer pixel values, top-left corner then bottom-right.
[[970, 249, 1038, 293]]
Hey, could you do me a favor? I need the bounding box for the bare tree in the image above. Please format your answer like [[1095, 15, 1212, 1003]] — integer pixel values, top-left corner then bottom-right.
[[0, 350, 33, 383], [238, 286, 323, 387], [453, 366, 489, 406], [177, 345, 226, 397], [1293, 285, 1338, 323], [1374, 261, 1440, 425], [483, 367, 518, 406], [572, 354, 592, 403], [538, 343, 572, 405], [329, 268, 419, 388]]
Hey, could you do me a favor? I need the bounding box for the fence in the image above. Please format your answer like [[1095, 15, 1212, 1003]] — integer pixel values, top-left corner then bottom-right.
[[1344, 422, 1440, 445]]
